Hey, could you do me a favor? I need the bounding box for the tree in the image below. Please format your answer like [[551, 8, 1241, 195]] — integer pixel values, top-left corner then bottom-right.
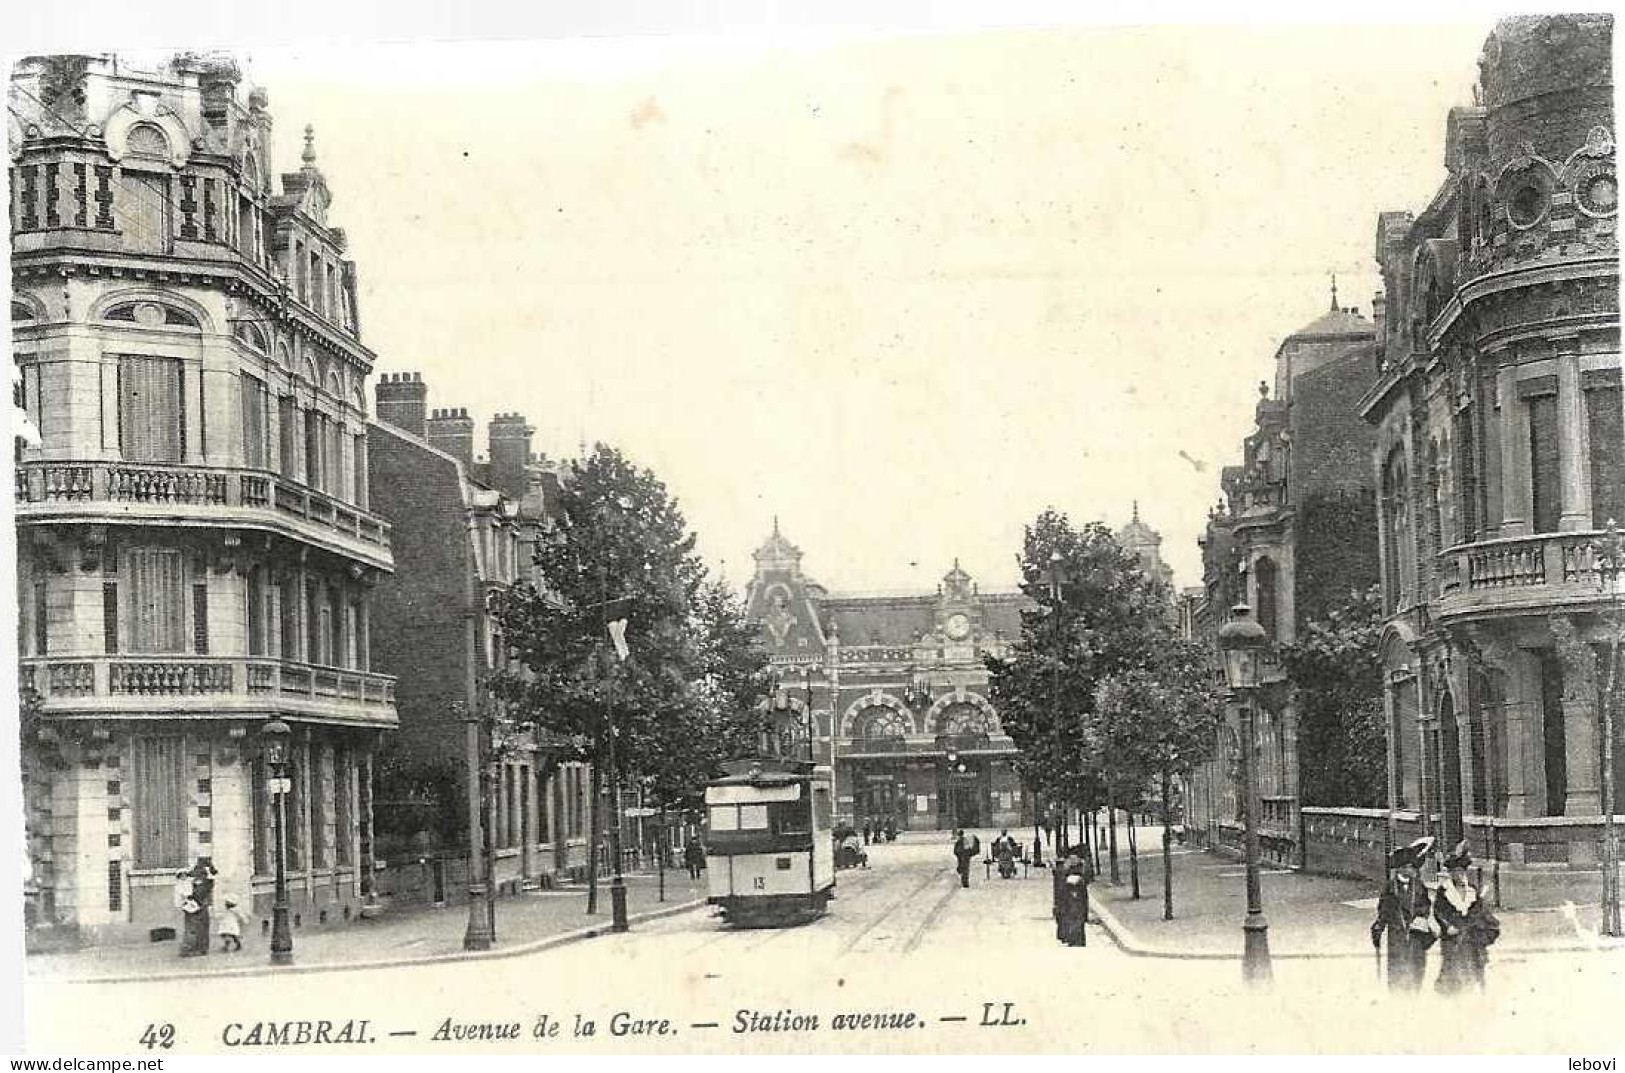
[[1094, 637, 1224, 918], [1279, 585, 1387, 808], [987, 508, 1172, 857], [493, 443, 706, 910], [638, 579, 774, 819], [493, 444, 771, 909]]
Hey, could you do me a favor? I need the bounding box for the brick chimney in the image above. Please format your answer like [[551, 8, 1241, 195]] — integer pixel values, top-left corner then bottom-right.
[[426, 407, 474, 469], [375, 372, 427, 437], [488, 412, 534, 502]]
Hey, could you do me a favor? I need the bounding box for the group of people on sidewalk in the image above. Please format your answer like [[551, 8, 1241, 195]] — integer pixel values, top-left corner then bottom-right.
[[171, 857, 246, 958], [1371, 837, 1501, 994]]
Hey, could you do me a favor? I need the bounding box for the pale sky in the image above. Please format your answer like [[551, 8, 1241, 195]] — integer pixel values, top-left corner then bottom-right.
[[232, 21, 1492, 594]]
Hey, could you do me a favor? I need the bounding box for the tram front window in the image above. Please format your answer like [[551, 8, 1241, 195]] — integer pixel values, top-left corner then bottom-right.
[[772, 802, 810, 836], [738, 805, 768, 829], [710, 805, 739, 832]]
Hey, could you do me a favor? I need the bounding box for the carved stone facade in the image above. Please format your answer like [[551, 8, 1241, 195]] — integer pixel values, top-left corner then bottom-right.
[[11, 55, 397, 945], [1360, 15, 1622, 906], [743, 523, 1028, 831]]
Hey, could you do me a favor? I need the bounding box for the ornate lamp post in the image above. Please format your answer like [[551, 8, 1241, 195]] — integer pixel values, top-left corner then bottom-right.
[[1218, 603, 1271, 983], [461, 701, 495, 951], [261, 718, 294, 967], [1596, 520, 1623, 938]]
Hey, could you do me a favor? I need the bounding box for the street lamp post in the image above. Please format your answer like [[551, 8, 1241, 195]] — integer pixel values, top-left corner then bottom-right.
[[1218, 603, 1272, 984], [461, 702, 494, 951], [261, 719, 294, 967], [1596, 520, 1623, 938]]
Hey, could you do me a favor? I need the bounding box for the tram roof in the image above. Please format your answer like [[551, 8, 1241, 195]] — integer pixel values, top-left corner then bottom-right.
[[712, 757, 815, 786]]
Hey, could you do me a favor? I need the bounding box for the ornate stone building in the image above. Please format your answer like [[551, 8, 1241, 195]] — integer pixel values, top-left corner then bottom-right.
[[745, 524, 1027, 831], [1359, 14, 1621, 906], [11, 55, 397, 943], [1185, 292, 1382, 862]]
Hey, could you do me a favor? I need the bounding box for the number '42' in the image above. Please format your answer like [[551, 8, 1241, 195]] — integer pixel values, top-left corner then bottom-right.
[[138, 1023, 176, 1050]]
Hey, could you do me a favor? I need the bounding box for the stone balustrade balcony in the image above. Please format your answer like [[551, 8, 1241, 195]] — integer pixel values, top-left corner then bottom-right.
[[1434, 530, 1619, 621], [19, 654, 398, 728], [15, 460, 392, 570]]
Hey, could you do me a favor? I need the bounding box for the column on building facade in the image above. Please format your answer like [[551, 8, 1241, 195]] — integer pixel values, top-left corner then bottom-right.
[[1499, 648, 1538, 818], [520, 757, 535, 882], [1554, 340, 1591, 532], [1556, 617, 1602, 814], [1497, 361, 1531, 537]]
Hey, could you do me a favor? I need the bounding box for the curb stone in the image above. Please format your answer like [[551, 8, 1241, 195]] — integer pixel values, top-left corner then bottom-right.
[[33, 898, 710, 986], [1088, 893, 1625, 962]]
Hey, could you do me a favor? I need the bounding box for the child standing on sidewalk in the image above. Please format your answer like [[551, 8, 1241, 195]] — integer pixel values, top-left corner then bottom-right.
[[217, 898, 245, 953]]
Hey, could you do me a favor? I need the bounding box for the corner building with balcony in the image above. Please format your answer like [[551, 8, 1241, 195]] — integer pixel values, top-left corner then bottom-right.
[[11, 55, 397, 944], [1361, 15, 1621, 905]]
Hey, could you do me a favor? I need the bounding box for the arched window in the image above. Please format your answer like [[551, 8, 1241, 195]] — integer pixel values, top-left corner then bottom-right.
[[855, 706, 910, 740], [938, 702, 994, 737], [1381, 447, 1410, 612]]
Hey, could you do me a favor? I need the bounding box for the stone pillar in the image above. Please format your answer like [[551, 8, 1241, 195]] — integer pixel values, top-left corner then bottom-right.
[[1498, 362, 1530, 538], [1555, 341, 1591, 532], [519, 759, 535, 882], [1501, 650, 1539, 818]]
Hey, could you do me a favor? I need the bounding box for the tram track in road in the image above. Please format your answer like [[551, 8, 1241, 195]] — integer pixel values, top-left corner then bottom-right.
[[836, 867, 954, 957], [899, 875, 964, 954]]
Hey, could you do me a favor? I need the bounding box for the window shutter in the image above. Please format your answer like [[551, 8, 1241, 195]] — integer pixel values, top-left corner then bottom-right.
[[132, 735, 187, 869], [192, 570, 209, 654], [1527, 395, 1561, 534], [126, 547, 186, 653], [116, 171, 169, 253], [246, 567, 265, 656], [241, 375, 267, 469], [102, 581, 118, 654], [1587, 385, 1623, 529], [279, 396, 298, 478], [117, 355, 183, 462]]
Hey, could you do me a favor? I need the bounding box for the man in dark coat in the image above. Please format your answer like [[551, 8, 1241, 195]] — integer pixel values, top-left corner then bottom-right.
[[1371, 837, 1436, 991], [1433, 840, 1499, 994], [951, 829, 980, 888], [683, 838, 706, 881], [1053, 845, 1091, 946]]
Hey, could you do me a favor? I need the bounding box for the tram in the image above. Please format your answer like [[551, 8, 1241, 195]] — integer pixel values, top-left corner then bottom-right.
[[704, 758, 835, 927]]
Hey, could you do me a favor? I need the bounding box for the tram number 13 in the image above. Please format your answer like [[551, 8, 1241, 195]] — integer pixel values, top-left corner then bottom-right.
[[752, 877, 766, 890]]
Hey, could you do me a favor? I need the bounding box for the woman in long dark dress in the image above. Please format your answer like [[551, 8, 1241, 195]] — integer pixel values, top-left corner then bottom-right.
[[184, 858, 217, 957], [1433, 841, 1499, 994]]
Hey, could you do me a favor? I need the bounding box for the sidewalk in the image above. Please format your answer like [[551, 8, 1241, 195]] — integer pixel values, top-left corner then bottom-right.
[[26, 870, 709, 983], [1086, 828, 1625, 960]]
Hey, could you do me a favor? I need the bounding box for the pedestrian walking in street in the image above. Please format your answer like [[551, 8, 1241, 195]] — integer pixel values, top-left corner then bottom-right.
[[217, 898, 245, 953], [951, 829, 980, 888], [1370, 837, 1437, 991], [684, 838, 707, 881], [1433, 840, 1499, 995], [1053, 845, 1091, 946], [862, 822, 872, 846], [992, 829, 1019, 879]]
